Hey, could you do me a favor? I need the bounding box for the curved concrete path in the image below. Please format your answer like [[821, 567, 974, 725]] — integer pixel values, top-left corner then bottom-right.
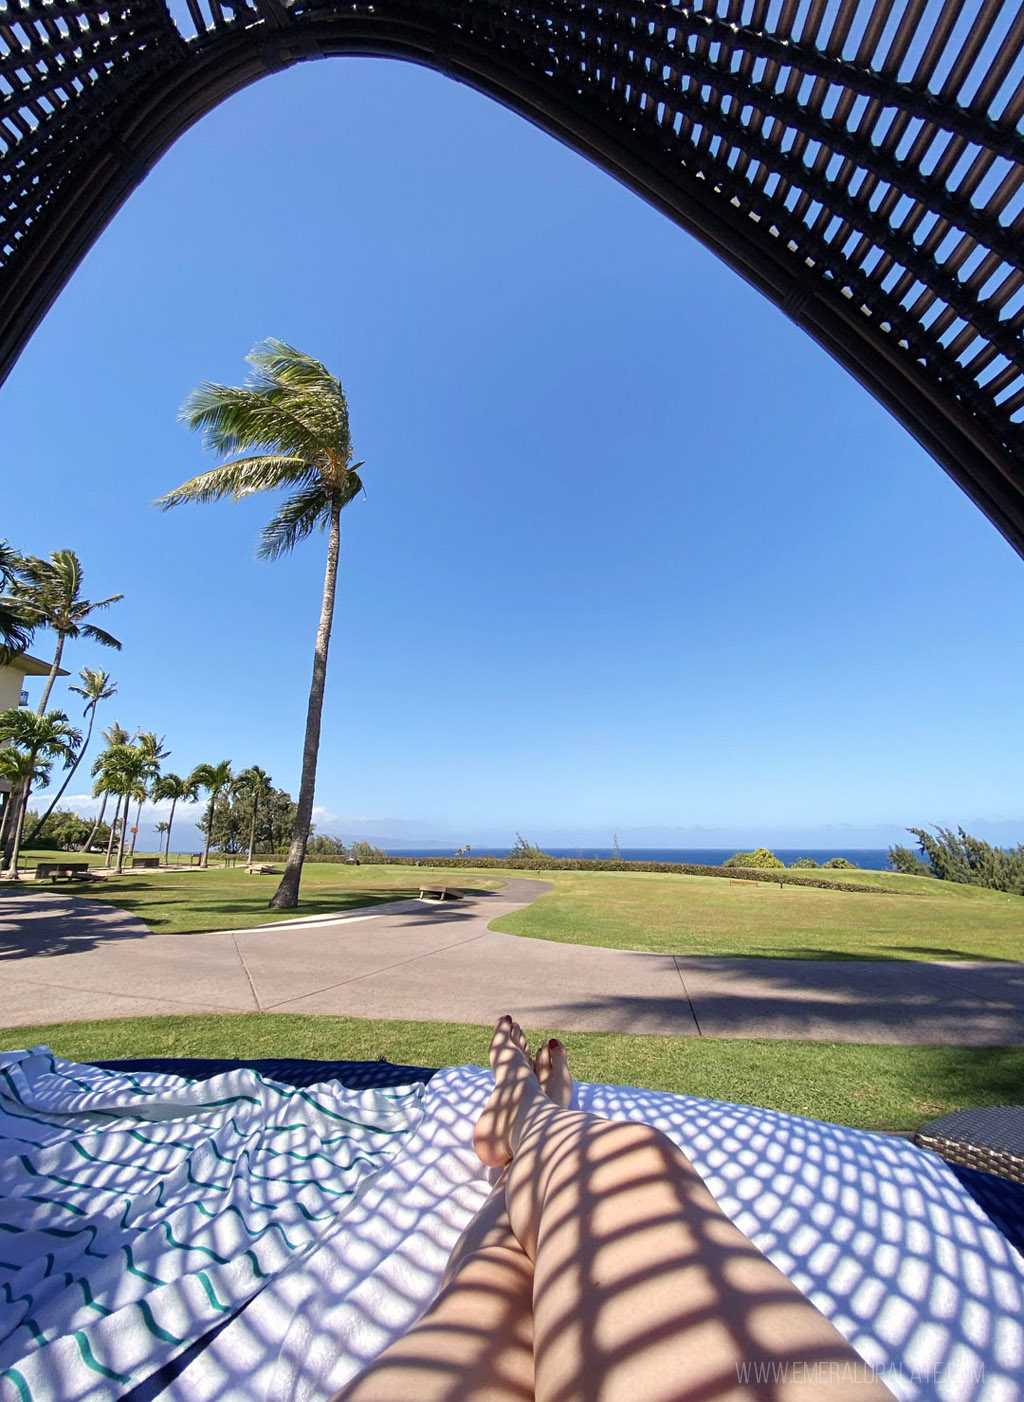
[[2, 880, 1023, 1044]]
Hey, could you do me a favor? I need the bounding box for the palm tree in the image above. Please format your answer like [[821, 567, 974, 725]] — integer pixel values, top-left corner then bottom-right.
[[233, 765, 273, 866], [25, 667, 117, 847], [127, 731, 168, 858], [0, 709, 82, 875], [0, 540, 33, 662], [83, 719, 130, 856], [158, 340, 364, 909], [188, 760, 233, 868], [12, 550, 123, 712], [151, 771, 199, 866], [0, 750, 52, 871], [100, 743, 151, 875]]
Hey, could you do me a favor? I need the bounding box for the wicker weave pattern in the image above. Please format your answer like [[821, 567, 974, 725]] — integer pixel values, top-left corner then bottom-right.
[[2, 0, 1024, 553], [914, 1104, 1024, 1185]]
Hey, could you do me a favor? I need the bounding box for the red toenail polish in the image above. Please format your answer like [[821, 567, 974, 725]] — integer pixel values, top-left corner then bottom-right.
[[551, 1039, 562, 1048]]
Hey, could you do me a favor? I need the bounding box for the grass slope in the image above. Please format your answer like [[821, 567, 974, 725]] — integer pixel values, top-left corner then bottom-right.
[[4, 1012, 1021, 1131], [490, 869, 1023, 961]]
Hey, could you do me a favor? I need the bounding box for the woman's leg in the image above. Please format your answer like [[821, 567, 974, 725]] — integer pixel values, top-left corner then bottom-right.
[[476, 1017, 893, 1402], [334, 1030, 570, 1402]]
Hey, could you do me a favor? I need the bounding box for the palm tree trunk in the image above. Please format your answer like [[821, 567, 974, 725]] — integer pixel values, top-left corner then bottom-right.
[[116, 797, 129, 874], [247, 798, 258, 866], [27, 702, 97, 847], [106, 795, 122, 865], [7, 777, 31, 877], [37, 633, 66, 714], [271, 494, 341, 910], [80, 792, 108, 853], [129, 796, 143, 858], [0, 783, 18, 862], [165, 797, 177, 866], [202, 796, 214, 867]]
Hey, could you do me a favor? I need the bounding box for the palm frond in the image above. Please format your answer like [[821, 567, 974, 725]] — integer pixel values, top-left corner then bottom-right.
[[256, 484, 333, 561], [179, 385, 335, 464], [82, 625, 122, 650], [156, 455, 314, 510], [79, 593, 123, 613], [0, 597, 33, 661]]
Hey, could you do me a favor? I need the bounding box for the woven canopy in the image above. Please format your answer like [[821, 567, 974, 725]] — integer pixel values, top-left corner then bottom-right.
[[2, 0, 1023, 553]]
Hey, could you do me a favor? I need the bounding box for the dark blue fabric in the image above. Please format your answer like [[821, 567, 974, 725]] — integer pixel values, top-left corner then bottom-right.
[[949, 1163, 1024, 1257], [95, 1055, 438, 1089]]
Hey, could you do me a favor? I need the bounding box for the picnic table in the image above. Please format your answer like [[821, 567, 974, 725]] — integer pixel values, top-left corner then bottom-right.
[[131, 856, 160, 869], [34, 862, 104, 883], [419, 885, 462, 902]]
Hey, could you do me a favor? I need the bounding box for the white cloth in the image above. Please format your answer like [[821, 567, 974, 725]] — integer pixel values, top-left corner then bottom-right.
[[2, 1054, 1022, 1402], [175, 1066, 1024, 1402], [0, 1048, 423, 1401]]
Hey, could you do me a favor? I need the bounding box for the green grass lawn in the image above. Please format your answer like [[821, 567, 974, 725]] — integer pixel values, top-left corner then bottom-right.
[[3, 1011, 1020, 1131], [0, 861, 506, 934], [490, 869, 1024, 961], [3, 860, 1020, 959]]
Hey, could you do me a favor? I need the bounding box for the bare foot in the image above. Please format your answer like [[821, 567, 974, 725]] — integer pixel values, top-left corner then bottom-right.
[[534, 1038, 574, 1109], [473, 1016, 545, 1167]]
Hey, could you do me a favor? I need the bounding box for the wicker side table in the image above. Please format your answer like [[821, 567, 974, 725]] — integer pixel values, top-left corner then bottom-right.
[[914, 1106, 1024, 1185]]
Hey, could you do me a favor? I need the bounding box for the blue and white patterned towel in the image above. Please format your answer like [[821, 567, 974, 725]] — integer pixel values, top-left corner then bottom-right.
[[0, 1047, 423, 1400]]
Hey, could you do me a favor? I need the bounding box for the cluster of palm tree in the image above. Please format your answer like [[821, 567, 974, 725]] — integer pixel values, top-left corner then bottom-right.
[[0, 546, 123, 876], [83, 739, 275, 874]]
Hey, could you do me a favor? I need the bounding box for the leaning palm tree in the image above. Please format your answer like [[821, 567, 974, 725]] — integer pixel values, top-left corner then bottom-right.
[[233, 765, 273, 867], [25, 667, 117, 847], [151, 771, 199, 866], [188, 760, 233, 868], [158, 340, 364, 909], [11, 550, 123, 711], [0, 709, 82, 875]]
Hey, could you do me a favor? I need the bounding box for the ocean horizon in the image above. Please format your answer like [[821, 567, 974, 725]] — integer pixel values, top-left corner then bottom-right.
[[384, 847, 893, 870]]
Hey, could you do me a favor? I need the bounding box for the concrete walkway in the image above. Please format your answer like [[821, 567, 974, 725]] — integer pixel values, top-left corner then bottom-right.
[[2, 880, 1023, 1044]]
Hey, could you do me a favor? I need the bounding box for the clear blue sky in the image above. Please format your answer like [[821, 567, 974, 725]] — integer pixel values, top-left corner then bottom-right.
[[4, 58, 1023, 849]]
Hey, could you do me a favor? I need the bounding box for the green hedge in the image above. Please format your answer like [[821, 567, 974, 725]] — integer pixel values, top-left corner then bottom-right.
[[299, 853, 899, 894]]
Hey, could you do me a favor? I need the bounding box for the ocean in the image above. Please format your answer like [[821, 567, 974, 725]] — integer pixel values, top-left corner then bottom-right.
[[385, 847, 893, 870]]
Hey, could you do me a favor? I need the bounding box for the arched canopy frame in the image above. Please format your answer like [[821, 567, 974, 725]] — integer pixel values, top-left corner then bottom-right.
[[2, 0, 1023, 554]]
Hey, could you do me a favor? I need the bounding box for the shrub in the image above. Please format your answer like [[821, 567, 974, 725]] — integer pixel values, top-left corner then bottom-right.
[[823, 856, 855, 869], [308, 834, 347, 856], [789, 857, 819, 868], [887, 844, 931, 877], [723, 847, 784, 869]]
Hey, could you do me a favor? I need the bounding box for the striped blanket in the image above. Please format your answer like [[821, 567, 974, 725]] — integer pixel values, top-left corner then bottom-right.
[[0, 1047, 423, 1400]]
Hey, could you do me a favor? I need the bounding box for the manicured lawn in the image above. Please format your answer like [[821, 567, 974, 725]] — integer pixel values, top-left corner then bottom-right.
[[3, 1012, 1020, 1131], [490, 869, 1024, 961], [3, 861, 1020, 959], [0, 862, 505, 934]]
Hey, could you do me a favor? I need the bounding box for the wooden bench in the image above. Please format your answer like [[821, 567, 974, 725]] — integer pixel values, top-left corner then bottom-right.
[[35, 862, 102, 883], [131, 856, 160, 869], [419, 885, 462, 902], [245, 864, 278, 875]]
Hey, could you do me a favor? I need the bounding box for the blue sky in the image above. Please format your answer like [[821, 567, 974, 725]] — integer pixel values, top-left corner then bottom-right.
[[4, 58, 1023, 850]]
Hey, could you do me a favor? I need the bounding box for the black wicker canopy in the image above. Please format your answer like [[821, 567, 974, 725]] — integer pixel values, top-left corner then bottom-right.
[[2, 0, 1023, 554]]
